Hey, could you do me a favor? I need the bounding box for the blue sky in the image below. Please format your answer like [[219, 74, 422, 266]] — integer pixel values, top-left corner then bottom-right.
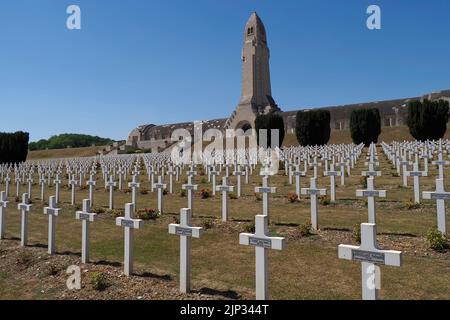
[[0, 0, 449, 142]]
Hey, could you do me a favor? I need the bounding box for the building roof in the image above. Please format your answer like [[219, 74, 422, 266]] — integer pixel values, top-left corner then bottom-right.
[[140, 118, 228, 139]]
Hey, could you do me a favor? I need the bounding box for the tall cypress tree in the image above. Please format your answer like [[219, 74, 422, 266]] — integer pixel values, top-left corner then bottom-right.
[[350, 108, 381, 146], [407, 99, 449, 141], [295, 110, 331, 146], [255, 113, 285, 148]]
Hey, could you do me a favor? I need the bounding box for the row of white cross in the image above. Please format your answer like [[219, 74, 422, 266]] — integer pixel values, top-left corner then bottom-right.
[[1, 141, 449, 300]]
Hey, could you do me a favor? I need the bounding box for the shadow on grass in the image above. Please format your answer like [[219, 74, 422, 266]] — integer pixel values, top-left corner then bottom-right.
[[56, 250, 81, 257], [231, 218, 252, 223], [3, 236, 20, 241], [322, 227, 351, 232], [273, 222, 298, 227], [195, 287, 241, 300], [27, 243, 48, 249], [135, 271, 172, 281], [379, 232, 417, 238], [95, 260, 122, 267]]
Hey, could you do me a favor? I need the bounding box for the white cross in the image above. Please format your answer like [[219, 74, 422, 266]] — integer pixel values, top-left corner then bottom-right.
[[48, 171, 53, 187], [187, 163, 197, 177], [0, 191, 9, 239], [4, 174, 11, 197], [398, 156, 411, 187], [69, 174, 78, 205], [259, 161, 272, 178], [432, 151, 449, 180], [43, 195, 61, 254], [147, 166, 155, 192], [132, 165, 141, 177], [27, 174, 33, 198], [128, 174, 140, 207], [210, 166, 219, 196], [75, 199, 97, 263], [182, 175, 198, 213], [361, 162, 381, 177], [244, 164, 250, 184], [153, 176, 167, 214], [356, 177, 386, 224], [310, 158, 321, 179], [169, 208, 203, 293], [167, 167, 176, 194], [15, 175, 21, 197], [293, 164, 306, 198], [420, 152, 430, 173], [216, 177, 234, 222], [116, 203, 144, 276], [339, 223, 402, 300], [255, 176, 276, 219], [106, 175, 117, 210], [86, 174, 97, 206], [324, 164, 340, 202], [17, 193, 32, 247], [240, 214, 285, 300], [224, 163, 232, 178], [54, 174, 62, 204], [39, 173, 46, 201], [287, 162, 294, 185], [339, 158, 346, 186], [301, 178, 326, 230], [233, 165, 245, 198], [406, 162, 427, 204], [423, 178, 450, 235], [118, 167, 124, 190]]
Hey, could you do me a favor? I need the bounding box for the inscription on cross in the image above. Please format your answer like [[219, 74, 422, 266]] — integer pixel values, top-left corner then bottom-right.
[[339, 223, 402, 300]]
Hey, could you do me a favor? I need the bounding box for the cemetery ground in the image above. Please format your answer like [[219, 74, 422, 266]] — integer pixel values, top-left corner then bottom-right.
[[2, 147, 450, 300], [27, 125, 450, 161]]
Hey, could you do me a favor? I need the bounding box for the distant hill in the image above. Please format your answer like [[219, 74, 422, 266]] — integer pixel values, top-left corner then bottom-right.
[[29, 134, 114, 151], [27, 146, 107, 160]]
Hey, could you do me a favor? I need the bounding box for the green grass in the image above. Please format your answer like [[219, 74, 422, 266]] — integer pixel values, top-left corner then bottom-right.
[[1, 147, 450, 299]]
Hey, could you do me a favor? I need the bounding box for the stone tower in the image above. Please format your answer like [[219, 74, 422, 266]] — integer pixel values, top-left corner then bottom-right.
[[225, 12, 281, 131]]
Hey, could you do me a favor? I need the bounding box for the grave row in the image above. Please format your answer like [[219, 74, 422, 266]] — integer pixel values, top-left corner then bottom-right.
[[1, 141, 449, 299]]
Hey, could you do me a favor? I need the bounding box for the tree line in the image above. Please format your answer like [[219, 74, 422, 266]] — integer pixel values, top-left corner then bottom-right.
[[29, 134, 113, 151], [254, 99, 450, 147]]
